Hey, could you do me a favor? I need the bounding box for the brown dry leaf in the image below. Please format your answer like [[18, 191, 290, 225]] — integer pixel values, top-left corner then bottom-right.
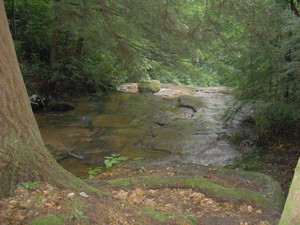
[[240, 222, 249, 225], [12, 211, 25, 221], [128, 188, 144, 204], [256, 209, 263, 214], [200, 198, 214, 206], [9, 199, 18, 206], [113, 190, 128, 200], [239, 204, 256, 214], [220, 202, 234, 210], [247, 205, 254, 213], [45, 202, 54, 207], [189, 192, 204, 199], [164, 203, 175, 210], [144, 198, 156, 206], [148, 189, 157, 194], [19, 202, 30, 209], [179, 190, 187, 197], [257, 221, 271, 225]]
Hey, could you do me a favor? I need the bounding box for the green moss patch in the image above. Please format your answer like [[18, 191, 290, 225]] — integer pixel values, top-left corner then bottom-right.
[[141, 206, 174, 222], [138, 80, 161, 93], [108, 175, 274, 210], [29, 214, 65, 225]]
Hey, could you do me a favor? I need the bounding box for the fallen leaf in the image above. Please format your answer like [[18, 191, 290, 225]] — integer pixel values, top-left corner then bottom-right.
[[79, 192, 89, 198], [67, 192, 75, 198], [113, 190, 128, 200], [144, 198, 156, 206]]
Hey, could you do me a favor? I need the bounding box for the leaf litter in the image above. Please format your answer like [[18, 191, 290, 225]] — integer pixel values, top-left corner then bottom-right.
[[0, 167, 280, 225]]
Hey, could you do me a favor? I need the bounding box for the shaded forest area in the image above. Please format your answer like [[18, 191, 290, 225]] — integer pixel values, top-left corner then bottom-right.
[[2, 1, 300, 224], [4, 0, 300, 137]]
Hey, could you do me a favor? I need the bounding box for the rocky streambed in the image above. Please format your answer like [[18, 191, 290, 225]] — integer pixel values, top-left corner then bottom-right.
[[36, 84, 251, 175], [35, 83, 285, 222]]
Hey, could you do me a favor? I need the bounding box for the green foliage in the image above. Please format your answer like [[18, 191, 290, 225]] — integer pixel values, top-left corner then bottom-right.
[[5, 0, 300, 134], [29, 214, 65, 225], [5, 0, 52, 76], [179, 214, 197, 225], [5, 0, 229, 96], [104, 154, 129, 169], [141, 206, 174, 222], [34, 195, 42, 204], [87, 166, 102, 177], [19, 181, 39, 189], [252, 101, 300, 133], [204, 1, 300, 135], [81, 48, 129, 89], [141, 206, 196, 224], [69, 198, 87, 223], [70, 209, 86, 221]]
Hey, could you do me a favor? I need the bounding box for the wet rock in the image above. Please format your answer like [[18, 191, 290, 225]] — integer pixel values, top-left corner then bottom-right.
[[138, 80, 161, 93], [92, 115, 132, 127], [29, 94, 52, 112], [48, 103, 74, 112], [36, 85, 255, 176], [177, 96, 204, 113]]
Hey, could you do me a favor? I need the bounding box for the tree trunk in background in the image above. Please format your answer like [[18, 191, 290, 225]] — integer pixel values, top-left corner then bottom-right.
[[0, 0, 91, 198], [279, 158, 300, 224], [50, 28, 59, 67], [290, 0, 300, 17], [76, 37, 84, 56]]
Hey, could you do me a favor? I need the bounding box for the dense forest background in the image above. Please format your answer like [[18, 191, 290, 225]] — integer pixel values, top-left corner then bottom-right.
[[4, 0, 300, 136]]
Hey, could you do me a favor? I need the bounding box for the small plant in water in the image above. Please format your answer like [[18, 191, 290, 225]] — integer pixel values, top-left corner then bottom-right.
[[104, 154, 129, 169], [19, 181, 39, 189], [88, 166, 102, 178]]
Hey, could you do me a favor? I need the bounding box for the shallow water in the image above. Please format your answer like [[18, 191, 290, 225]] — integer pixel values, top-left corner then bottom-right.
[[36, 85, 244, 177]]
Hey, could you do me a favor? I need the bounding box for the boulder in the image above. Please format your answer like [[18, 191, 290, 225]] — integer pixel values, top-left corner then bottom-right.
[[138, 80, 161, 93]]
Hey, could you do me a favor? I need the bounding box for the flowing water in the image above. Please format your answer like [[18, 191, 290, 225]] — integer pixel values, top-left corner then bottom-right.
[[36, 84, 248, 177]]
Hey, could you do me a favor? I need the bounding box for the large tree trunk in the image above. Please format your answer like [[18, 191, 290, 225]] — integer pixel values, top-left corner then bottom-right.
[[279, 157, 300, 224], [0, 0, 93, 198]]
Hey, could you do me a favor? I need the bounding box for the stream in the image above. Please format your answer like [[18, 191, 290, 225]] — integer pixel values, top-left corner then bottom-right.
[[36, 84, 254, 177]]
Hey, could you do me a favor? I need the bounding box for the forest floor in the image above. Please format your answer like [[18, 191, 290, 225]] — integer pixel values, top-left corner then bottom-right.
[[0, 166, 280, 225], [1, 84, 298, 225]]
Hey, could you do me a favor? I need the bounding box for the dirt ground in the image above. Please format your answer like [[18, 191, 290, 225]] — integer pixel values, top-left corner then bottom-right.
[[0, 166, 280, 225]]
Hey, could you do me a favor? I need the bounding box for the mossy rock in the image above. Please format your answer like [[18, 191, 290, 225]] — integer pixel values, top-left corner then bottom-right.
[[29, 214, 65, 225], [138, 80, 161, 93]]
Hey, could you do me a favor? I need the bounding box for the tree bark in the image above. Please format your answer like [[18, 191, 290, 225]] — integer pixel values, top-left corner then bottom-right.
[[290, 0, 300, 17], [50, 28, 59, 67], [0, 0, 94, 198], [279, 157, 300, 224]]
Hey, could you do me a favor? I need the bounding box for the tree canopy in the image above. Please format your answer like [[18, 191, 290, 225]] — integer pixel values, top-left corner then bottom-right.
[[4, 0, 300, 133]]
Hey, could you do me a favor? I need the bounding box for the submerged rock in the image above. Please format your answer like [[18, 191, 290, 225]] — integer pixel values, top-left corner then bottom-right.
[[48, 103, 74, 112], [36, 85, 252, 176]]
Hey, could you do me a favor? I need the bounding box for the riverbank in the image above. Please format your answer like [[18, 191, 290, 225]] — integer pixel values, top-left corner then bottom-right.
[[1, 83, 297, 224]]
